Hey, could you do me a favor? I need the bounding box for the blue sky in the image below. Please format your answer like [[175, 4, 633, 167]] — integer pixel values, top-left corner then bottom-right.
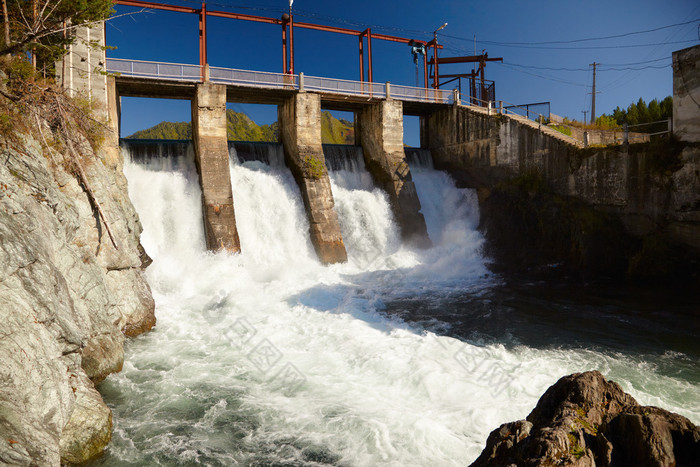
[[108, 0, 699, 145]]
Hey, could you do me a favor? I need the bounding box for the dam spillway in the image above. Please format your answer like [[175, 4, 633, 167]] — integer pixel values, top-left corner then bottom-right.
[[102, 140, 700, 464]]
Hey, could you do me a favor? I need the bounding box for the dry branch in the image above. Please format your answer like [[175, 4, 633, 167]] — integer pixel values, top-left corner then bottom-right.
[[54, 95, 119, 251]]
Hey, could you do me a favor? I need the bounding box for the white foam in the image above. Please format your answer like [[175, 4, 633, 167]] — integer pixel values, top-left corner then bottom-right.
[[107, 148, 700, 465]]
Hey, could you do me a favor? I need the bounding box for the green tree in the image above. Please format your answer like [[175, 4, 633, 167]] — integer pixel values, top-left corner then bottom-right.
[[648, 98, 661, 122], [661, 96, 673, 118], [625, 104, 639, 126], [598, 95, 673, 134], [1, 0, 113, 65], [595, 114, 617, 129], [635, 98, 649, 125]]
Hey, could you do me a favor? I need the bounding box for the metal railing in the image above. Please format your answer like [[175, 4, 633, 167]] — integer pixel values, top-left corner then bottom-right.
[[209, 66, 294, 89], [503, 101, 550, 123], [391, 83, 451, 103], [458, 94, 551, 125], [302, 74, 385, 98], [106, 58, 454, 104], [106, 58, 202, 82]]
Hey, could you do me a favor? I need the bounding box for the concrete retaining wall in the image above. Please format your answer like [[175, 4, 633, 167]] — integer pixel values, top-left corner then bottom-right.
[[673, 44, 700, 143], [427, 104, 700, 254]]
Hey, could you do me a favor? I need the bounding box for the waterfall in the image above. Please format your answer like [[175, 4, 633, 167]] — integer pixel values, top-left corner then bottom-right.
[[230, 141, 285, 167], [101, 141, 700, 465], [404, 147, 434, 169]]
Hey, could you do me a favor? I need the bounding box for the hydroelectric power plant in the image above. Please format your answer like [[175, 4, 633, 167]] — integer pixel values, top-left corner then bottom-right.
[[2, 4, 698, 464]]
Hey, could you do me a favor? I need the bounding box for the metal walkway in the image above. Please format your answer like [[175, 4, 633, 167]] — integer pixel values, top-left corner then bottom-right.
[[106, 58, 453, 105]]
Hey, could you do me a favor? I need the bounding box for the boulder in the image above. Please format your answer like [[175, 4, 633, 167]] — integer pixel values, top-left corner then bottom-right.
[[470, 371, 700, 466]]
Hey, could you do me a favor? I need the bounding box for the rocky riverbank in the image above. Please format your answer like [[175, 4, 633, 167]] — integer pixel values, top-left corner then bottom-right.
[[470, 371, 700, 466], [0, 96, 155, 463]]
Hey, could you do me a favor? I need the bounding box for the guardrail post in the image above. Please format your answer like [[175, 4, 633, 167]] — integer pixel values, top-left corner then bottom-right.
[[499, 100, 503, 114], [453, 89, 459, 105], [668, 117, 673, 135], [385, 81, 391, 99], [487, 100, 492, 116], [299, 72, 304, 92], [583, 131, 589, 148], [623, 123, 629, 145], [204, 64, 210, 82]]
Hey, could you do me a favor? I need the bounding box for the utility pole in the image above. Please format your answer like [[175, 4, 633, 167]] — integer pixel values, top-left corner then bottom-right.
[[589, 62, 599, 124], [582, 110, 588, 123]]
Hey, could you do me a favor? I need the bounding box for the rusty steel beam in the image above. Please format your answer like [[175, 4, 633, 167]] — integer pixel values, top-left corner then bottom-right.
[[423, 52, 428, 88], [114, 1, 440, 46], [295, 21, 360, 36], [428, 55, 503, 65], [438, 72, 478, 79], [114, 0, 198, 14], [366, 29, 373, 83], [359, 33, 364, 81], [199, 3, 206, 79], [114, 0, 443, 85], [282, 23, 287, 74], [289, 13, 295, 74], [208, 9, 283, 25]]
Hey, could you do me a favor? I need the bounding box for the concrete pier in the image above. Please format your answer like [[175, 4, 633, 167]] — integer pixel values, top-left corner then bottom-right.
[[358, 100, 430, 247], [191, 83, 242, 253], [279, 93, 348, 264]]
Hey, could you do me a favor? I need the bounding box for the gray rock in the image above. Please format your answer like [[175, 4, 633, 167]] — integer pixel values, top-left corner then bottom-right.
[[0, 117, 155, 464], [470, 371, 700, 467]]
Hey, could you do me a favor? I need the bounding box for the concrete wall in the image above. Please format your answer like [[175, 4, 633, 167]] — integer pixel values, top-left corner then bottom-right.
[[426, 103, 700, 254], [191, 83, 242, 253], [673, 44, 700, 143], [358, 100, 430, 246], [56, 23, 108, 119], [426, 104, 579, 191], [279, 93, 348, 264], [567, 126, 650, 146]]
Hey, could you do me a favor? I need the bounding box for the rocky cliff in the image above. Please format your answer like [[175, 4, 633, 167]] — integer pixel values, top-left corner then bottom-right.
[[0, 96, 155, 463], [471, 371, 700, 466]]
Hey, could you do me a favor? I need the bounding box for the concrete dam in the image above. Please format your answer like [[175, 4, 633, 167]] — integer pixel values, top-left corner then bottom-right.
[[120, 138, 437, 264]]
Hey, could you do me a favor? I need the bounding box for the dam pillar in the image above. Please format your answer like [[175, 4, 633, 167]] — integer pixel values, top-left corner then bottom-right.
[[358, 99, 431, 247], [279, 93, 348, 264], [192, 82, 242, 253]]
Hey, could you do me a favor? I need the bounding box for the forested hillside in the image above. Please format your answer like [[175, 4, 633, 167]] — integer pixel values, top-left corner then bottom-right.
[[128, 110, 354, 144]]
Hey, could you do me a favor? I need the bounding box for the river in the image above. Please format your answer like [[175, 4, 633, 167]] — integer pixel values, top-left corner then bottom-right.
[[92, 142, 699, 466]]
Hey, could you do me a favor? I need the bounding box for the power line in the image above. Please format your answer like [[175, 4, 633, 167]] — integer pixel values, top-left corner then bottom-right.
[[499, 64, 588, 87], [598, 57, 669, 66], [167, 1, 700, 51], [444, 18, 700, 45], [502, 62, 670, 72], [462, 39, 697, 50]]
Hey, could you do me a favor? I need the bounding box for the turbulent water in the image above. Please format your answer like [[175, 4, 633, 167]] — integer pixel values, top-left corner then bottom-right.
[[95, 142, 700, 466]]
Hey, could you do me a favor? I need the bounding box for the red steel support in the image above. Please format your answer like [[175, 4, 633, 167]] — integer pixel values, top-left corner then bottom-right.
[[366, 28, 373, 83], [282, 22, 287, 74], [423, 51, 428, 88], [208, 10, 282, 24], [359, 32, 365, 82], [113, 0, 443, 83], [480, 58, 486, 104], [433, 41, 438, 89], [289, 13, 295, 74], [199, 2, 207, 80], [115, 0, 197, 13]]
